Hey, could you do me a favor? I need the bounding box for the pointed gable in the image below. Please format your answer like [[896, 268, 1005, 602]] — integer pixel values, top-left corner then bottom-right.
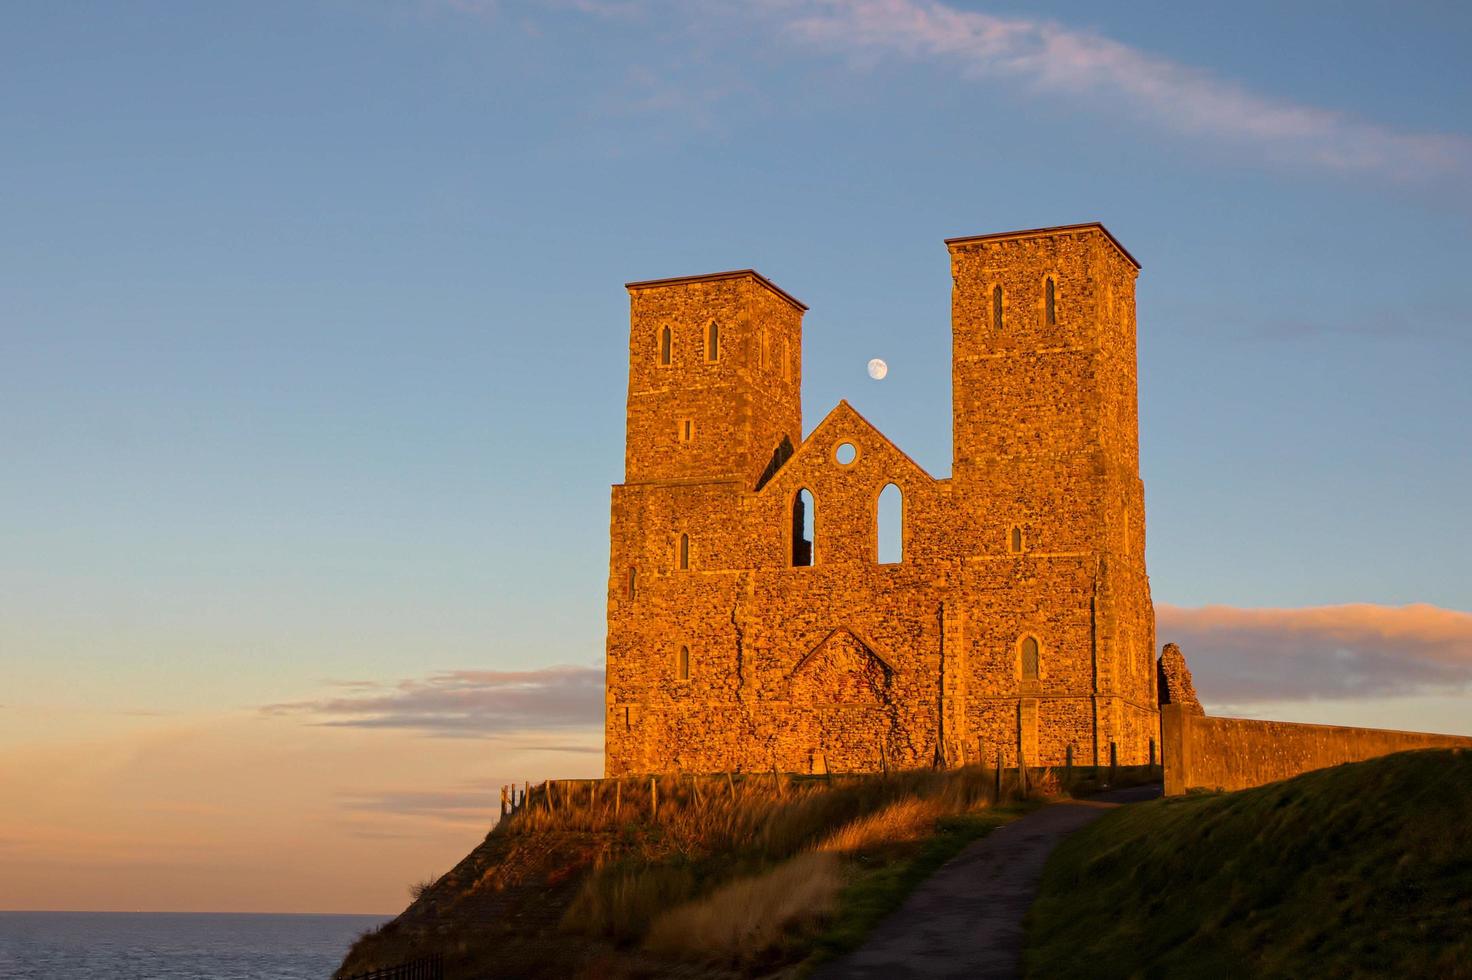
[[785, 626, 896, 705]]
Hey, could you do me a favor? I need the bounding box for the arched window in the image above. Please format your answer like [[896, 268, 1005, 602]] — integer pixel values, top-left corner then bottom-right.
[[1045, 277, 1056, 326], [992, 285, 1003, 330], [791, 489, 815, 566], [707, 321, 720, 362], [678, 533, 690, 570], [659, 326, 671, 366], [877, 483, 903, 563], [677, 645, 690, 681], [1021, 636, 1040, 680], [1010, 525, 1024, 554]]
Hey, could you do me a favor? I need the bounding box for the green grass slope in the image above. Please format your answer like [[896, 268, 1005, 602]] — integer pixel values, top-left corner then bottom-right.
[[1026, 749, 1472, 980]]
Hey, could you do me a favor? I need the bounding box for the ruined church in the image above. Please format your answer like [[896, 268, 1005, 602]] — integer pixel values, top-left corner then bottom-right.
[[605, 223, 1156, 775]]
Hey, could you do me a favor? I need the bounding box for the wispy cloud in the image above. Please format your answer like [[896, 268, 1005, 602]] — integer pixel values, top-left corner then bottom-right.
[[447, 0, 1469, 183], [760, 0, 1471, 182], [340, 786, 503, 822], [264, 665, 604, 737], [1158, 602, 1472, 706]]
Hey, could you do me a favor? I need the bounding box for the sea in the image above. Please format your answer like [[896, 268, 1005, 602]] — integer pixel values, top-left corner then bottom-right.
[[0, 911, 391, 979]]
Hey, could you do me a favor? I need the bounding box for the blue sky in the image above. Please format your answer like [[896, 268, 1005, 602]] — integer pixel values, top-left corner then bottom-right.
[[2, 1, 1470, 911]]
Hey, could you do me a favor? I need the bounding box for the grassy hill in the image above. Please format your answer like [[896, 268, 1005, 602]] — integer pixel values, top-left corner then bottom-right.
[[1026, 748, 1472, 979], [337, 766, 1066, 979]]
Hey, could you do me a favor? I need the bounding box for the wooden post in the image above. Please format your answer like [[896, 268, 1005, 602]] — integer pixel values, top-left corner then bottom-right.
[[1109, 741, 1118, 785], [1065, 745, 1074, 793], [500, 785, 508, 817], [994, 748, 1003, 799], [650, 777, 658, 818], [614, 779, 622, 819], [547, 780, 557, 813]]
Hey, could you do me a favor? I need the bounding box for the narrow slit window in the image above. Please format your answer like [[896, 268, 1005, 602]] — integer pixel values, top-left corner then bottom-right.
[[791, 489, 815, 566], [1021, 636, 1040, 680], [659, 326, 671, 366], [677, 645, 690, 681], [628, 567, 637, 600], [877, 483, 903, 563], [1010, 525, 1024, 553], [707, 321, 720, 362], [992, 285, 1004, 330], [678, 533, 690, 570], [680, 419, 693, 443], [1045, 277, 1056, 326], [782, 339, 791, 380]]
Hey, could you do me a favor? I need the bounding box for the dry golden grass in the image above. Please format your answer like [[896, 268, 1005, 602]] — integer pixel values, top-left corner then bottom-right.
[[815, 796, 947, 854], [555, 765, 1050, 946], [643, 851, 844, 964]]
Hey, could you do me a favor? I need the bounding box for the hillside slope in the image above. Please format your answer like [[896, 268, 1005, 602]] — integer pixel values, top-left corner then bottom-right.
[[337, 767, 1047, 979], [1026, 749, 1472, 979]]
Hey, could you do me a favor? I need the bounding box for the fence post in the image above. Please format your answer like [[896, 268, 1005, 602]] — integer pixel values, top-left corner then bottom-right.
[[994, 747, 1003, 799], [650, 776, 658, 818], [500, 785, 508, 818], [614, 779, 621, 819]]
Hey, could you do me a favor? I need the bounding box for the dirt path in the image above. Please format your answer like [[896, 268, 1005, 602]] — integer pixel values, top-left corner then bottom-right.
[[813, 784, 1161, 980]]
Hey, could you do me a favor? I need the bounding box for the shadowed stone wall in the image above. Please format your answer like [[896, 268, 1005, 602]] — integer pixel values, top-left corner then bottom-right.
[[607, 225, 1158, 776], [1161, 704, 1472, 795]]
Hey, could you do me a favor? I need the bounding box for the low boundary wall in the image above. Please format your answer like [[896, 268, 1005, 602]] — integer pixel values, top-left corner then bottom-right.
[[1160, 704, 1472, 795]]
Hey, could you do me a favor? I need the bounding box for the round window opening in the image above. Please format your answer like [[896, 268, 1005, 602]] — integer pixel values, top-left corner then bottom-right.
[[835, 442, 858, 465]]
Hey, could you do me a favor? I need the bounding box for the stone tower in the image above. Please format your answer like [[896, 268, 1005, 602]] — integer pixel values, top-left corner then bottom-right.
[[606, 224, 1157, 776], [622, 270, 805, 490]]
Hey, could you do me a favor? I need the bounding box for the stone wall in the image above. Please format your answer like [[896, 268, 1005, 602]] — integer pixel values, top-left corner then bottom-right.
[[607, 224, 1159, 776], [1160, 704, 1472, 795], [1157, 642, 1203, 715]]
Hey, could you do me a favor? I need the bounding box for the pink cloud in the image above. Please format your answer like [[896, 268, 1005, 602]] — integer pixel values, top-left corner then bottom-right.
[[765, 0, 1471, 181], [264, 665, 604, 737], [1157, 602, 1472, 705]]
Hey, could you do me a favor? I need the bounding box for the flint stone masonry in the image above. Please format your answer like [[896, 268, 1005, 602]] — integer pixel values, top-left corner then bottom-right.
[[606, 224, 1159, 775], [1157, 642, 1203, 716], [1161, 704, 1472, 795]]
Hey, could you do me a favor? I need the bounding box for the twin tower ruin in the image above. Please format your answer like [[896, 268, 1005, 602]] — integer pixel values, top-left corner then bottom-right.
[[605, 223, 1156, 775]]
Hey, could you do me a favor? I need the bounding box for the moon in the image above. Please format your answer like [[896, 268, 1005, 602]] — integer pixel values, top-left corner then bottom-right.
[[867, 358, 889, 380]]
